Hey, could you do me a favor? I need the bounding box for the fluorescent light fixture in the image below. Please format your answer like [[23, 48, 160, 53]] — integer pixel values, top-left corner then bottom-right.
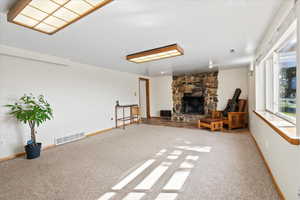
[[7, 0, 113, 35], [127, 44, 184, 63]]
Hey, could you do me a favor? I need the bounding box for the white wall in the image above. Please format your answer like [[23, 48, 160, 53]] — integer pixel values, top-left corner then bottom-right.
[[0, 47, 141, 159], [248, 73, 300, 200], [150, 76, 173, 117], [217, 67, 249, 110], [248, 2, 300, 199]]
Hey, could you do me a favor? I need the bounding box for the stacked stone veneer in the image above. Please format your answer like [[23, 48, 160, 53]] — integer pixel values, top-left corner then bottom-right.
[[172, 71, 218, 121]]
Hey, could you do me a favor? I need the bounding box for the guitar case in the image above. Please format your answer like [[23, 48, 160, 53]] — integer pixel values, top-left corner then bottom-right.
[[222, 88, 242, 117]]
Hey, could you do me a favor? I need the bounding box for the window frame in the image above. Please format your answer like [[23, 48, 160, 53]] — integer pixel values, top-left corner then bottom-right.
[[262, 24, 297, 125], [265, 58, 274, 112]]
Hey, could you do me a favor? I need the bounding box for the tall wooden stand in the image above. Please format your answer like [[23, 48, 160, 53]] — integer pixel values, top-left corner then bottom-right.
[[115, 104, 140, 129]]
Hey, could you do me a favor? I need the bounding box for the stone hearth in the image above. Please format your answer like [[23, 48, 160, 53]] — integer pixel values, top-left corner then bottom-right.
[[172, 71, 218, 121]]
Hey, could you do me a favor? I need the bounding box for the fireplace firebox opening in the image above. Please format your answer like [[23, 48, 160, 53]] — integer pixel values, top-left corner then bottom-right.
[[181, 95, 205, 115]]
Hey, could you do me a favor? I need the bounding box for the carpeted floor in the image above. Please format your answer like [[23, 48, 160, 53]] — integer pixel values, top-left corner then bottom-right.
[[0, 125, 280, 200]]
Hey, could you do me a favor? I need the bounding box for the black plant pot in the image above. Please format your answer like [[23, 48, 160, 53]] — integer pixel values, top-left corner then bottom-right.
[[25, 143, 42, 159]]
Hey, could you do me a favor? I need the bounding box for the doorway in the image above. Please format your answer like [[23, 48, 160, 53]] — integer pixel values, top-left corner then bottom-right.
[[139, 78, 150, 119]]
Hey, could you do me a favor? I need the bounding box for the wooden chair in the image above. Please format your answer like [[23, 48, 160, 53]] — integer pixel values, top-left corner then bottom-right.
[[212, 99, 248, 130]]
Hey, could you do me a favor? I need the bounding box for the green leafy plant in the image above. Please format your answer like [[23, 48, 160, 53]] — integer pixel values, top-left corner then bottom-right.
[[5, 94, 53, 144]]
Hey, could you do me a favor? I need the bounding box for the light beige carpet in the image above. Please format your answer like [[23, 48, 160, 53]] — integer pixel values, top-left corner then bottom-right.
[[0, 125, 280, 200]]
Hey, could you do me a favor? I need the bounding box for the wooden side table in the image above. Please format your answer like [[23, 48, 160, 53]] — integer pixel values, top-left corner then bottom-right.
[[115, 104, 139, 129], [198, 118, 223, 131]]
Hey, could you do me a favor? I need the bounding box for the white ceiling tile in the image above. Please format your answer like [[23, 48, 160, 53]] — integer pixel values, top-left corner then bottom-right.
[[64, 0, 93, 15], [35, 22, 57, 33], [43, 16, 67, 28], [85, 0, 107, 7], [52, 0, 69, 5], [29, 0, 60, 14], [13, 14, 39, 27], [53, 7, 79, 22], [20, 6, 48, 21]]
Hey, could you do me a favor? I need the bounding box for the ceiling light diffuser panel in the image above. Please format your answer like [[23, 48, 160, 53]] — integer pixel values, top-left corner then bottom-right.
[[127, 44, 184, 63], [7, 0, 113, 35]]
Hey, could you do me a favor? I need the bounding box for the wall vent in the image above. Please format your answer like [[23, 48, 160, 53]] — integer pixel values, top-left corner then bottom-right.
[[55, 132, 86, 145]]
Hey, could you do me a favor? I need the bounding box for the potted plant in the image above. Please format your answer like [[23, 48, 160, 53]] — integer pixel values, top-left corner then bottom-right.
[[5, 94, 53, 159]]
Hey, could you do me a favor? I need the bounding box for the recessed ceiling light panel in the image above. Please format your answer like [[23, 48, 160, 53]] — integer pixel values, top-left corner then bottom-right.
[[127, 44, 184, 63], [64, 0, 93, 14], [7, 0, 113, 35], [52, 0, 69, 5]]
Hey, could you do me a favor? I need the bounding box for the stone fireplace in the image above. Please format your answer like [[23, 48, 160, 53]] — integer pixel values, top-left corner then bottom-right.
[[182, 94, 205, 114], [172, 71, 218, 121]]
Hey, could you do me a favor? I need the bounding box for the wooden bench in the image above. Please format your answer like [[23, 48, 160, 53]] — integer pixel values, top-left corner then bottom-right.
[[198, 118, 223, 131]]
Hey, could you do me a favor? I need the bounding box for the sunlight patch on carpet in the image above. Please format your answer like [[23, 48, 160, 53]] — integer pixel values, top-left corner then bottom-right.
[[167, 155, 179, 160], [135, 162, 171, 190], [112, 159, 155, 190], [97, 192, 116, 200], [155, 193, 178, 200], [185, 155, 199, 161], [176, 146, 212, 153], [122, 192, 145, 200], [163, 170, 191, 190]]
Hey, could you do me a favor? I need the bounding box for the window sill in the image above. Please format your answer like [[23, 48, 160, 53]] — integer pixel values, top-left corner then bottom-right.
[[253, 111, 299, 145]]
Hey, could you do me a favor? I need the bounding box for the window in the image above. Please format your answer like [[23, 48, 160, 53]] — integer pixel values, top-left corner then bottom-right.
[[264, 29, 297, 124], [277, 41, 297, 119], [265, 59, 273, 112]]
